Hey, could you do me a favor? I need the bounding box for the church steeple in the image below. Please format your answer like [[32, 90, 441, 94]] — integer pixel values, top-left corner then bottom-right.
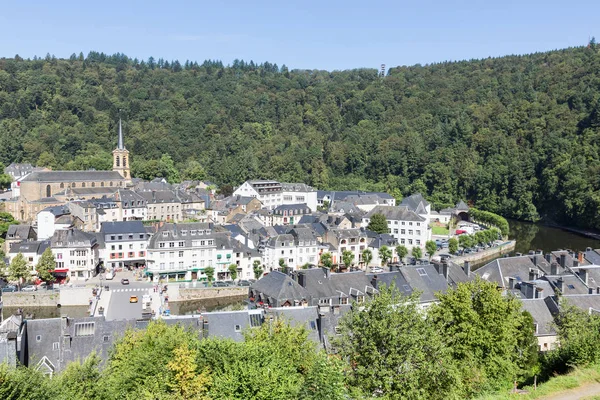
[[113, 117, 131, 181]]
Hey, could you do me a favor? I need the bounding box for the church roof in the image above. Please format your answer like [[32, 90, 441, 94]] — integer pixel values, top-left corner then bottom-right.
[[21, 171, 124, 183]]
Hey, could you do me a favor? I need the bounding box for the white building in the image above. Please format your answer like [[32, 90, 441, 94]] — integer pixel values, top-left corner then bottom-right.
[[100, 221, 149, 270], [362, 205, 430, 250], [37, 205, 79, 240], [261, 228, 320, 271], [146, 222, 216, 282], [114, 189, 148, 221], [233, 180, 283, 210], [51, 228, 99, 281], [7, 240, 51, 277], [281, 182, 318, 212]]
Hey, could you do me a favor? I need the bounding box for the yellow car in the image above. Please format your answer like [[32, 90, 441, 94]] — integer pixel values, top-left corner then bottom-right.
[[129, 296, 138, 303]]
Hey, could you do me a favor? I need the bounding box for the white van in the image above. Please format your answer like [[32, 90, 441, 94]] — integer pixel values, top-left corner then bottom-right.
[[105, 272, 114, 280]]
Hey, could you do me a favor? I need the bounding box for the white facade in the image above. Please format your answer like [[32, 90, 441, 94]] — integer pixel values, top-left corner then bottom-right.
[[281, 184, 318, 212], [262, 234, 319, 270], [53, 246, 99, 281], [233, 180, 282, 210], [37, 210, 70, 240], [362, 206, 431, 250]]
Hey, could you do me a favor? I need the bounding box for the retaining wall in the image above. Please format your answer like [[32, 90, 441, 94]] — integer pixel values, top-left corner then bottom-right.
[[1, 291, 59, 307], [175, 287, 247, 302], [452, 240, 516, 267]]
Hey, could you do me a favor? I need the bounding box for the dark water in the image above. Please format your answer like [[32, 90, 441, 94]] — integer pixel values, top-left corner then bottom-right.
[[1, 305, 89, 321], [168, 295, 247, 315], [508, 219, 600, 254]]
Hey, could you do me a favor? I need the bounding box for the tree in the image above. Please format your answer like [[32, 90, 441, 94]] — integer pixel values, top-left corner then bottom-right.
[[278, 258, 287, 273], [252, 260, 263, 280], [379, 245, 392, 266], [0, 212, 17, 237], [320, 252, 333, 271], [458, 234, 473, 249], [412, 246, 423, 260], [362, 248, 373, 267], [367, 213, 389, 234], [395, 244, 408, 264], [182, 160, 207, 181], [332, 285, 462, 399], [228, 264, 238, 281], [341, 250, 354, 270], [204, 266, 214, 285], [425, 240, 437, 259], [35, 248, 55, 282], [167, 344, 211, 399], [448, 237, 459, 254], [428, 278, 537, 395], [8, 253, 29, 288]]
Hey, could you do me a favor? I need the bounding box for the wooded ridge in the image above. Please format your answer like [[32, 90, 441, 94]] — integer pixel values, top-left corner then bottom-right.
[[0, 44, 599, 228]]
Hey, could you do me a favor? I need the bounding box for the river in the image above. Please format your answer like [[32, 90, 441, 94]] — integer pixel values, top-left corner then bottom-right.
[[508, 219, 600, 255]]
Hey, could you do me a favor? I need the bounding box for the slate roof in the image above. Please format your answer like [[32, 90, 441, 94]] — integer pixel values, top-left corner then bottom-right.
[[364, 205, 425, 222], [9, 239, 51, 255], [100, 221, 146, 235], [400, 193, 429, 211], [273, 204, 311, 214], [397, 264, 449, 303], [584, 250, 600, 266], [21, 171, 124, 183], [560, 294, 600, 313], [281, 182, 316, 192], [6, 225, 35, 240], [250, 271, 310, 306], [115, 189, 146, 208], [41, 205, 71, 217], [296, 269, 374, 305], [51, 229, 97, 248], [147, 222, 215, 249], [521, 299, 557, 336]]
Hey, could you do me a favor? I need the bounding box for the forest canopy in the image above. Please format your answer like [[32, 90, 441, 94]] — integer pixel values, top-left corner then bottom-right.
[[1, 45, 600, 227]]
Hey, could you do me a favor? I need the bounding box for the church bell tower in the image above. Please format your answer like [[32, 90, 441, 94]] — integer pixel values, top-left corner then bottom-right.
[[112, 118, 131, 180]]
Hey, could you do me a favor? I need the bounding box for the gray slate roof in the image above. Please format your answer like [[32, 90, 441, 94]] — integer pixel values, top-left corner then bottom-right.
[[21, 170, 124, 183], [364, 205, 425, 222], [521, 299, 557, 336], [100, 221, 146, 235]]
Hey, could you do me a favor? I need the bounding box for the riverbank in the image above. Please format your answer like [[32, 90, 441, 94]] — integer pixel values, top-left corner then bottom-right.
[[452, 240, 516, 268]]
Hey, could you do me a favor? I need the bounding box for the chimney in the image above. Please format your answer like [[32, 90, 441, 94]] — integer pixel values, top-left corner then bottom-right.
[[545, 253, 552, 263], [516, 252, 522, 257], [596, 287, 600, 295], [587, 247, 593, 252], [442, 262, 449, 282], [463, 261, 470, 277], [520, 282, 535, 299], [529, 268, 538, 281], [528, 250, 535, 256], [536, 287, 544, 299], [580, 269, 588, 286], [560, 254, 567, 269], [579, 252, 584, 263], [550, 262, 559, 275], [508, 277, 515, 289], [533, 255, 538, 266], [573, 260, 580, 268], [536, 249, 543, 255], [298, 272, 306, 288], [556, 277, 564, 293], [589, 288, 595, 295], [371, 275, 378, 289], [322, 267, 330, 279]]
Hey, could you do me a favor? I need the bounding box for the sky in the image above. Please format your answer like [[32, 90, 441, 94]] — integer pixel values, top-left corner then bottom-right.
[[0, 0, 598, 71]]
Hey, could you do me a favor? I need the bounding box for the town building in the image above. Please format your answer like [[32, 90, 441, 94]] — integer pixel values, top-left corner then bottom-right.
[[362, 205, 430, 249], [51, 228, 100, 281], [100, 221, 149, 271]]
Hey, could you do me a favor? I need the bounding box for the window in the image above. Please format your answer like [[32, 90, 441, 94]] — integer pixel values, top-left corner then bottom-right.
[[110, 236, 115, 240], [181, 230, 187, 236], [159, 243, 165, 248], [179, 251, 184, 257], [179, 241, 184, 247], [402, 221, 405, 225], [416, 268, 427, 276], [169, 242, 175, 248], [74, 322, 95, 336], [159, 263, 165, 270], [394, 229, 398, 234], [129, 244, 134, 250], [170, 252, 174, 258], [408, 239, 413, 245], [162, 232, 168, 237], [234, 324, 242, 332], [401, 229, 405, 234], [179, 261, 184, 269], [103, 335, 110, 343], [169, 262, 175, 269], [52, 342, 59, 350], [416, 240, 421, 245], [408, 230, 413, 235], [249, 313, 262, 327], [139, 234, 144, 239], [191, 230, 197, 236], [36, 335, 42, 342], [118, 236, 122, 240], [416, 230, 421, 235], [417, 222, 420, 226]]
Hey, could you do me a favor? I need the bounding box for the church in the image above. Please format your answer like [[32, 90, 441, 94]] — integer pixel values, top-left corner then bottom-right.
[[4, 120, 132, 222]]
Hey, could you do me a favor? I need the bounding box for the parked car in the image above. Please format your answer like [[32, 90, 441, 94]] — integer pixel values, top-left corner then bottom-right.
[[105, 272, 114, 280], [121, 279, 129, 285], [370, 267, 384, 273], [212, 281, 229, 287], [1, 286, 16, 293], [237, 280, 252, 287], [21, 285, 37, 292]]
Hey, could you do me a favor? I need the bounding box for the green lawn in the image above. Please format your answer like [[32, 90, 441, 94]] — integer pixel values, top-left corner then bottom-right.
[[476, 364, 600, 400], [431, 225, 449, 235]]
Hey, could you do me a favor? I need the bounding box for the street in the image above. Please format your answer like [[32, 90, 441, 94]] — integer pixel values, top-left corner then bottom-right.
[[93, 270, 153, 320]]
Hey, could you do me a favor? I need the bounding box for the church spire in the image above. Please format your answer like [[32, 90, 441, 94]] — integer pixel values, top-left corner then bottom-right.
[[118, 117, 124, 150]]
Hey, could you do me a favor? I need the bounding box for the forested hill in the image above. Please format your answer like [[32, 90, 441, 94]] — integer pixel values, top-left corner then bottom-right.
[[0, 46, 600, 227]]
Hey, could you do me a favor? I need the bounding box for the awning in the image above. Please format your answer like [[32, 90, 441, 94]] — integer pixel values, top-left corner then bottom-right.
[[53, 269, 69, 273]]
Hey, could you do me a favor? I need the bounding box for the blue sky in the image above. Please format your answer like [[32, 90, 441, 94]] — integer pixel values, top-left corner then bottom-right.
[[0, 0, 597, 71]]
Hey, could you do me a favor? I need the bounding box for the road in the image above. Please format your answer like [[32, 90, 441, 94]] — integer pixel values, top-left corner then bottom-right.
[[98, 270, 153, 320]]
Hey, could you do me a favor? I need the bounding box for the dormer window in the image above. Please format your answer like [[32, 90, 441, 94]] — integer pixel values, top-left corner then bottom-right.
[[181, 230, 187, 236], [162, 232, 168, 237]]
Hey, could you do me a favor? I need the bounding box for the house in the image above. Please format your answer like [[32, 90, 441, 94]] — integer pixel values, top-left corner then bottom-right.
[[137, 190, 183, 222], [281, 182, 318, 212], [4, 224, 37, 254], [51, 228, 100, 281], [322, 229, 370, 267], [400, 193, 431, 221], [317, 191, 396, 208], [114, 189, 147, 221], [521, 298, 559, 351], [261, 228, 320, 271], [100, 221, 149, 271], [145, 222, 216, 282], [272, 204, 312, 225], [67, 201, 99, 232], [8, 240, 51, 276], [37, 205, 82, 240], [363, 205, 430, 250], [233, 180, 283, 210]]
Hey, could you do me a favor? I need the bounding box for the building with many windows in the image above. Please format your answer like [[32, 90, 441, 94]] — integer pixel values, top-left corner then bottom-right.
[[145, 222, 216, 282], [362, 205, 430, 249], [51, 228, 99, 281], [100, 221, 149, 270]]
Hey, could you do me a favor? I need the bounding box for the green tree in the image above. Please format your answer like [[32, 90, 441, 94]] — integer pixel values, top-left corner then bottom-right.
[[252, 260, 263, 280], [428, 278, 536, 395], [8, 253, 30, 288], [362, 248, 373, 267], [228, 264, 238, 281], [278, 258, 287, 273], [448, 237, 459, 254], [0, 212, 17, 236], [367, 213, 389, 234], [379, 245, 392, 266], [396, 244, 408, 264], [412, 246, 423, 260], [425, 240, 437, 259], [204, 266, 214, 285], [333, 285, 462, 399], [35, 247, 56, 282], [342, 249, 354, 269], [182, 159, 207, 181], [458, 234, 473, 250], [320, 252, 333, 271]]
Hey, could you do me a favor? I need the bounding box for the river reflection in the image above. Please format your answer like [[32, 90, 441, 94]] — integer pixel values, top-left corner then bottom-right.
[[509, 219, 600, 254], [168, 295, 247, 315]]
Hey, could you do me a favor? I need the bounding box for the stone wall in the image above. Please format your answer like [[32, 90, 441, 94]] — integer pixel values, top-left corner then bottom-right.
[[175, 287, 247, 302], [1, 291, 59, 307], [453, 240, 516, 266], [59, 287, 96, 306]]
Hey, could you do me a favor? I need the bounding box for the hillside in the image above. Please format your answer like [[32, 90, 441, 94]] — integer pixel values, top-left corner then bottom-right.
[[0, 46, 599, 227]]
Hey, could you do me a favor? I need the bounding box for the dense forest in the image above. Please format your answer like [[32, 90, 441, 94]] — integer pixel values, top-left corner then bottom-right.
[[0, 44, 600, 228]]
